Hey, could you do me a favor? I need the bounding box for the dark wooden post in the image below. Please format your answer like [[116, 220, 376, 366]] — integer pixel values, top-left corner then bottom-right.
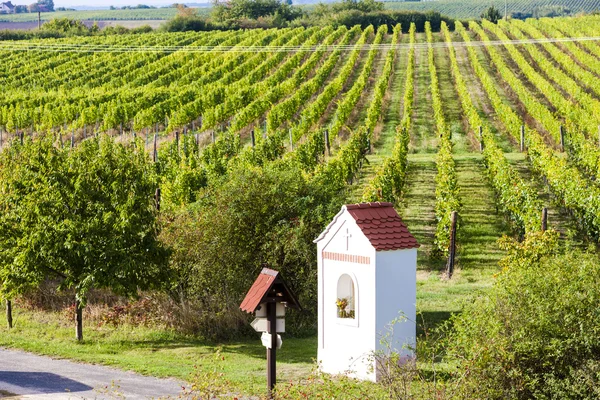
[[20, 131, 23, 145], [324, 129, 330, 156], [289, 129, 293, 151], [541, 207, 548, 232], [153, 133, 158, 163], [520, 125, 525, 152], [251, 129, 256, 148], [560, 125, 565, 152], [0, 127, 3, 148], [478, 126, 484, 152], [83, 124, 86, 139], [266, 302, 277, 397], [155, 188, 161, 212], [211, 130, 215, 144], [75, 299, 83, 341], [38, 11, 41, 30], [446, 211, 458, 279], [175, 131, 180, 155], [6, 300, 12, 329]]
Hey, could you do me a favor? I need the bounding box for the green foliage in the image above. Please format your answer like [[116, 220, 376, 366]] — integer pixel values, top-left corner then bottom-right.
[[447, 232, 600, 398], [42, 18, 90, 34], [480, 6, 503, 23], [212, 0, 303, 23], [159, 160, 343, 338], [0, 136, 167, 306]]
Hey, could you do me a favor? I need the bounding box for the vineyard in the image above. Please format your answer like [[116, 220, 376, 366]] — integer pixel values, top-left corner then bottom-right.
[[2, 13, 600, 396]]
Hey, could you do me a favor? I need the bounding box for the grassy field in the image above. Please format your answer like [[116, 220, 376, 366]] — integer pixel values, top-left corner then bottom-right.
[[0, 0, 597, 23], [0, 8, 211, 23]]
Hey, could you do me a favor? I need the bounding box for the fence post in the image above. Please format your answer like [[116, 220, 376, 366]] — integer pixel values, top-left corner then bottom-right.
[[251, 129, 256, 148], [520, 125, 525, 152], [541, 207, 548, 232], [446, 211, 458, 279], [289, 129, 293, 151], [153, 133, 158, 163], [6, 300, 12, 329], [175, 131, 180, 155], [324, 129, 331, 156], [155, 188, 161, 212], [560, 125, 565, 152], [479, 126, 484, 152]]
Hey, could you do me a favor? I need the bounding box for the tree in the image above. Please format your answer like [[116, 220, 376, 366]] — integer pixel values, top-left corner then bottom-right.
[[480, 6, 502, 23], [37, 0, 55, 11], [0, 136, 168, 341]]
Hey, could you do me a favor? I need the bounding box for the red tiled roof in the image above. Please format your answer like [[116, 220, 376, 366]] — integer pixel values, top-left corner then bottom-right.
[[240, 268, 301, 314], [240, 268, 278, 314], [346, 202, 419, 251]]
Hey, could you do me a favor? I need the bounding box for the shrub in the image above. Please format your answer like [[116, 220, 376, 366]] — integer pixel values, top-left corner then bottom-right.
[[449, 231, 600, 398], [159, 160, 343, 338]]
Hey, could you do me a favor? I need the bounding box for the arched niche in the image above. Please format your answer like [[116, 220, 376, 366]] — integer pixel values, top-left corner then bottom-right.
[[336, 273, 357, 320]]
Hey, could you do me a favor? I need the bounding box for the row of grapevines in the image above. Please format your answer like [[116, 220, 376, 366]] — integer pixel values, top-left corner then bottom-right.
[[362, 23, 415, 203], [287, 25, 373, 146], [308, 24, 395, 191], [327, 24, 389, 140], [467, 21, 600, 239], [450, 21, 542, 234], [513, 20, 600, 98], [476, 21, 600, 181], [427, 21, 461, 257], [532, 18, 600, 87], [263, 25, 354, 133], [293, 25, 382, 172], [495, 20, 600, 134], [206, 26, 339, 132]]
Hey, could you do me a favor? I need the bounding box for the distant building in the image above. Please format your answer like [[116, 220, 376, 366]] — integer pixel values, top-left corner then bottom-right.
[[0, 1, 15, 14]]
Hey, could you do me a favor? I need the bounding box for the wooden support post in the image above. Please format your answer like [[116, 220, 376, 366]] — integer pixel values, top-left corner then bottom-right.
[[289, 130, 293, 151], [324, 129, 330, 156], [266, 302, 277, 398], [153, 133, 158, 163], [0, 127, 3, 148], [38, 11, 41, 30], [541, 207, 548, 232], [195, 133, 199, 148], [20, 131, 23, 145], [83, 125, 86, 139], [560, 125, 565, 152], [71, 130, 75, 148], [75, 299, 83, 341], [6, 300, 12, 329], [520, 125, 525, 152], [446, 211, 458, 279], [478, 126, 484, 152], [211, 130, 215, 144], [120, 123, 123, 137], [251, 129, 256, 148], [175, 131, 180, 155], [155, 188, 161, 212]]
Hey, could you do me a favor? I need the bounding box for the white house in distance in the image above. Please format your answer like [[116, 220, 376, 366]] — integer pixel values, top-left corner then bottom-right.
[[0, 2, 15, 14], [314, 202, 419, 382]]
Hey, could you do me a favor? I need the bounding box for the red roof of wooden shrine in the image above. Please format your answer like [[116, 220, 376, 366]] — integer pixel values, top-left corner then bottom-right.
[[240, 268, 301, 314], [316, 202, 419, 251]]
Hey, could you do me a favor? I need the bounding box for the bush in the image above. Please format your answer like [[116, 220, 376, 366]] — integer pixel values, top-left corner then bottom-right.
[[449, 231, 600, 398], [159, 160, 343, 339]]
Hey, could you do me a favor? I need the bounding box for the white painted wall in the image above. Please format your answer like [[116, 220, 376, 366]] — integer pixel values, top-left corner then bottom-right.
[[317, 211, 377, 381], [375, 249, 417, 358], [316, 208, 417, 382]]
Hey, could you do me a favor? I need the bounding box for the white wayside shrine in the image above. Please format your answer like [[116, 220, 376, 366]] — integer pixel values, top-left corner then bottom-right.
[[314, 202, 419, 381]]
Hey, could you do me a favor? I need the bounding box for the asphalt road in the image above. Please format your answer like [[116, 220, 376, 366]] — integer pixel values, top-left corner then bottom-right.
[[0, 348, 186, 399]]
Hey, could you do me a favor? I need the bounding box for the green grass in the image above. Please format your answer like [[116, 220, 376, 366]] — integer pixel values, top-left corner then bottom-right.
[[0, 308, 315, 397]]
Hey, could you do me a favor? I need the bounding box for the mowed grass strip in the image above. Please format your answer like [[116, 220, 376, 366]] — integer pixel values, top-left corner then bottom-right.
[[0, 307, 315, 396]]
